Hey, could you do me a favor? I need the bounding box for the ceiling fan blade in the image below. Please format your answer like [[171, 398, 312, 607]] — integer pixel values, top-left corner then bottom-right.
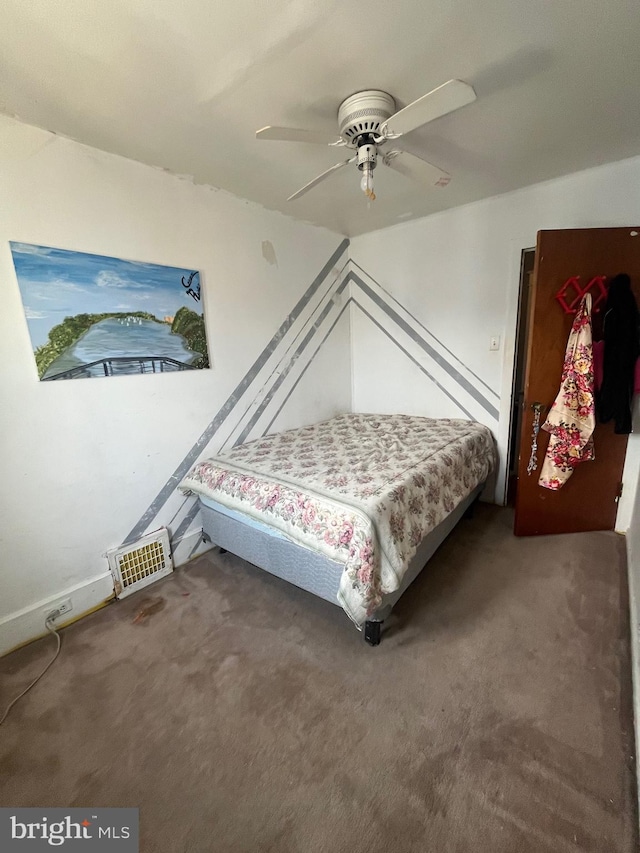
[[287, 157, 356, 201], [383, 80, 476, 138], [256, 126, 341, 145], [383, 150, 451, 188]]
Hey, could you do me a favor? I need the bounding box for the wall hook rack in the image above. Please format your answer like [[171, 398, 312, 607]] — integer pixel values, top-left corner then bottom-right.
[[554, 275, 608, 314]]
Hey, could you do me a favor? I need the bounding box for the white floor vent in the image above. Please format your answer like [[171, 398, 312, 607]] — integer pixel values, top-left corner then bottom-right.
[[107, 528, 173, 599]]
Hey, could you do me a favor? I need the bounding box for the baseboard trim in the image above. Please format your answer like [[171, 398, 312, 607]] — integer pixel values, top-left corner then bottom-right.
[[0, 530, 214, 659], [0, 573, 115, 658], [172, 527, 213, 567]]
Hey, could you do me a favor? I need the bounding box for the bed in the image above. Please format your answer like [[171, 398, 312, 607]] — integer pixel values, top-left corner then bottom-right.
[[180, 413, 495, 644]]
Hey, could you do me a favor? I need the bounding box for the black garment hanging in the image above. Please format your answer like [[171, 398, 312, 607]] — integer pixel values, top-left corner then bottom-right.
[[597, 273, 640, 434]]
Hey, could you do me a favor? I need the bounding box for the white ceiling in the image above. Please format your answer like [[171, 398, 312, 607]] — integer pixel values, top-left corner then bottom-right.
[[1, 0, 640, 237]]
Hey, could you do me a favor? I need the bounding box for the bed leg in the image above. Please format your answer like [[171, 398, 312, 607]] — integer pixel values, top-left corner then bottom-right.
[[463, 498, 478, 520], [364, 620, 382, 646]]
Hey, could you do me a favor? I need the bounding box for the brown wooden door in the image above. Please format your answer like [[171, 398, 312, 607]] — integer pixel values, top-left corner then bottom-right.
[[514, 228, 640, 536]]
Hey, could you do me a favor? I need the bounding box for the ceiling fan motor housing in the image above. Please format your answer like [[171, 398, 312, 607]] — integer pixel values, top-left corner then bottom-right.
[[338, 90, 396, 147]]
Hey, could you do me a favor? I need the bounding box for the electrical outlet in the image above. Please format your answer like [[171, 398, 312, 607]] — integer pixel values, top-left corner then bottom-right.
[[45, 599, 72, 622]]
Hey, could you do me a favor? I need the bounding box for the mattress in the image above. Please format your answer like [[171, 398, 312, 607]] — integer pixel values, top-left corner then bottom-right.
[[181, 413, 495, 625]]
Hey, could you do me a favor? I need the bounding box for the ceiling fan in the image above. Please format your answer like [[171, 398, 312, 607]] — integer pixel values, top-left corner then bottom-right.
[[256, 79, 476, 202]]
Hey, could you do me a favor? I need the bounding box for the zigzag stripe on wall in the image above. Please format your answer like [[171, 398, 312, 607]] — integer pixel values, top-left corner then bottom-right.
[[347, 265, 500, 421], [349, 298, 475, 419], [349, 261, 499, 405], [125, 243, 502, 560]]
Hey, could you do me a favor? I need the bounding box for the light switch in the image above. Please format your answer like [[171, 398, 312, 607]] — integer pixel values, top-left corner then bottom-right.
[[489, 336, 500, 351]]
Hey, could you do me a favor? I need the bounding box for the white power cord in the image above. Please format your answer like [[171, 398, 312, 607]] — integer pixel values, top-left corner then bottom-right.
[[0, 613, 62, 726]]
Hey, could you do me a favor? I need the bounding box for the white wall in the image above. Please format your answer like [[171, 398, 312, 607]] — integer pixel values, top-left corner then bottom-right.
[[626, 464, 640, 815], [349, 154, 640, 520], [0, 115, 349, 655]]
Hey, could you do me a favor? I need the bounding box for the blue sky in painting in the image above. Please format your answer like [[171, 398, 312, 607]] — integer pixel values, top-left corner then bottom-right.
[[10, 243, 203, 348]]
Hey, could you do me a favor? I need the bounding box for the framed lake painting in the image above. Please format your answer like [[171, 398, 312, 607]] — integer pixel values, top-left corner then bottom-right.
[[10, 242, 209, 381]]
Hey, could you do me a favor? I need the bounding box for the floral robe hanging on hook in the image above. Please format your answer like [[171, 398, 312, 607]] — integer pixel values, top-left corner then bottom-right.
[[539, 293, 595, 490]]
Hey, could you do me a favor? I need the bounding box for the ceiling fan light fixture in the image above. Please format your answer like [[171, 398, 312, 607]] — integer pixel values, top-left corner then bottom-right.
[[360, 163, 375, 200], [357, 137, 377, 200]]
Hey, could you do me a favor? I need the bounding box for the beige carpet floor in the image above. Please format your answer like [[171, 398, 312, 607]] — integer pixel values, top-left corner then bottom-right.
[[0, 506, 636, 852]]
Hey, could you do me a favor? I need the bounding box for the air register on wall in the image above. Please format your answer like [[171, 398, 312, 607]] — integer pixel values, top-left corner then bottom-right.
[[9, 242, 210, 381]]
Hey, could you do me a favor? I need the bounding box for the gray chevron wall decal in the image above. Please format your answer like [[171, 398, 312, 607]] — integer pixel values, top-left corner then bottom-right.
[[125, 242, 501, 560]]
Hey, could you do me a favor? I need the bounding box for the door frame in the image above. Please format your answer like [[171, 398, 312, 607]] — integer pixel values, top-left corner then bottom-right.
[[504, 247, 536, 504], [495, 237, 541, 506]]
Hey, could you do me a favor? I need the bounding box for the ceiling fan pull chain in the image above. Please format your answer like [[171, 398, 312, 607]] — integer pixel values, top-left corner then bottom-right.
[[527, 404, 543, 476]]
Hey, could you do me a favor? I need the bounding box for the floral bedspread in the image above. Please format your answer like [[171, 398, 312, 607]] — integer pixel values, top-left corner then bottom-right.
[[180, 414, 495, 626]]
